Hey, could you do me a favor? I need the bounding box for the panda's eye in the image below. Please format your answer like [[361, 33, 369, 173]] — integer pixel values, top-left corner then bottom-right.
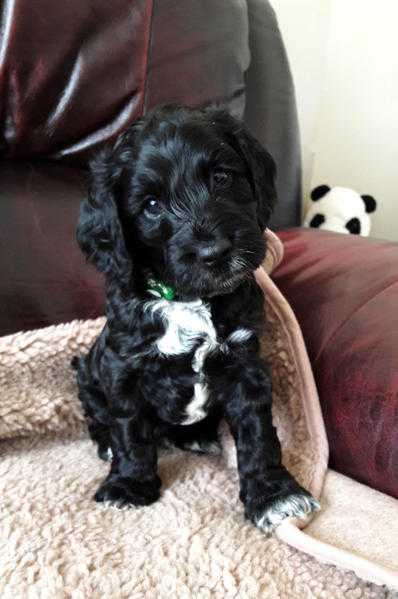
[[309, 214, 325, 228], [346, 217, 361, 234], [143, 196, 163, 218]]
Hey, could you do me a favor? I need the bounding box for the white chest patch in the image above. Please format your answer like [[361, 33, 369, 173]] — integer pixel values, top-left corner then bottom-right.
[[149, 299, 219, 425], [150, 299, 218, 358]]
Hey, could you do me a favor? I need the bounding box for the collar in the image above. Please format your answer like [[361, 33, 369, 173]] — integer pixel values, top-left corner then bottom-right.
[[146, 277, 176, 301]]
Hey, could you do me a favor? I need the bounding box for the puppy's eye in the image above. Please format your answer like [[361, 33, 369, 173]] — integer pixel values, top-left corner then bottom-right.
[[213, 170, 232, 187], [143, 196, 163, 218]]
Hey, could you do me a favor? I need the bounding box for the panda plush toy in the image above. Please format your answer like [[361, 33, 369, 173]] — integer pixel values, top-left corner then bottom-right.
[[303, 185, 377, 236]]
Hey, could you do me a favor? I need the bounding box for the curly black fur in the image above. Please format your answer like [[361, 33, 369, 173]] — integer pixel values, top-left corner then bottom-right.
[[73, 105, 318, 531]]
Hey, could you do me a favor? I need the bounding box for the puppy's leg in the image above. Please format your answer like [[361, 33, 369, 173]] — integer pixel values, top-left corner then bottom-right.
[[224, 363, 319, 534], [72, 356, 111, 461], [94, 394, 160, 507]]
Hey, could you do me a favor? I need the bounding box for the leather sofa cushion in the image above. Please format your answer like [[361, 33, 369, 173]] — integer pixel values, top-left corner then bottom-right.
[[0, 0, 248, 164], [273, 228, 398, 499], [0, 161, 104, 336]]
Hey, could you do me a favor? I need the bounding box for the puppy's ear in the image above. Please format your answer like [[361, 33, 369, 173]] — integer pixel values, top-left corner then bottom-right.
[[235, 128, 277, 230], [77, 133, 134, 282], [206, 109, 276, 230]]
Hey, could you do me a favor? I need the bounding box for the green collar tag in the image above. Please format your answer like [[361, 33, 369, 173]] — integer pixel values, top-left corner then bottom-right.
[[147, 278, 175, 301]]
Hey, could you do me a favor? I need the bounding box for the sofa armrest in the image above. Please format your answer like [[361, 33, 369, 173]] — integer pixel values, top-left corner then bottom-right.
[[272, 227, 398, 499]]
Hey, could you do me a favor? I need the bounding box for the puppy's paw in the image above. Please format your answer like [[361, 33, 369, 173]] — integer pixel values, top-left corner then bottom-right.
[[248, 490, 320, 535], [94, 476, 161, 507]]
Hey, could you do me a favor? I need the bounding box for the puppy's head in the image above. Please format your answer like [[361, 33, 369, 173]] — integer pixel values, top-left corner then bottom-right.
[[77, 105, 276, 298]]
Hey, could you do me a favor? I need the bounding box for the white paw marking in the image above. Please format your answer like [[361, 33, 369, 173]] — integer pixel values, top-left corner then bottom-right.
[[106, 447, 113, 461], [255, 494, 320, 534]]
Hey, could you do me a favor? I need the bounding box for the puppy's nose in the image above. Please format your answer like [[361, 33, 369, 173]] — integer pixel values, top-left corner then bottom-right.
[[197, 239, 231, 266]]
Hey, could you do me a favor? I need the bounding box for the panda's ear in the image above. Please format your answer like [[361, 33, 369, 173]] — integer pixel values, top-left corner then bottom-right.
[[311, 185, 330, 201], [361, 194, 377, 213]]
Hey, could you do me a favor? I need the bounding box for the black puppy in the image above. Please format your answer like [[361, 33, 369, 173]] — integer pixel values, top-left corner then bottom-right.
[[73, 105, 319, 533]]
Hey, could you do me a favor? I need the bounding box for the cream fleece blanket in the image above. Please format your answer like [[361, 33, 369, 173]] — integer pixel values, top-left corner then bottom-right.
[[1, 231, 397, 598]]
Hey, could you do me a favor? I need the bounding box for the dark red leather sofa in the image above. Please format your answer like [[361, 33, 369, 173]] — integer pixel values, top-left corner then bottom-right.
[[1, 0, 397, 500], [273, 229, 398, 500]]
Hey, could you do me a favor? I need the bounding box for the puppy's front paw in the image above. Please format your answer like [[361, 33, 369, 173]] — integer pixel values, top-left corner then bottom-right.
[[94, 475, 161, 507], [246, 484, 320, 535]]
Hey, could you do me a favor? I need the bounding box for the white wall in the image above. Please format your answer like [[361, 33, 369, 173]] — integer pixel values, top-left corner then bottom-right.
[[271, 0, 398, 241], [270, 0, 331, 207]]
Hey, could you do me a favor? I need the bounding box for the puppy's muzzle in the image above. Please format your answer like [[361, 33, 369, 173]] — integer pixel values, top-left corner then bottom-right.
[[196, 238, 232, 267]]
